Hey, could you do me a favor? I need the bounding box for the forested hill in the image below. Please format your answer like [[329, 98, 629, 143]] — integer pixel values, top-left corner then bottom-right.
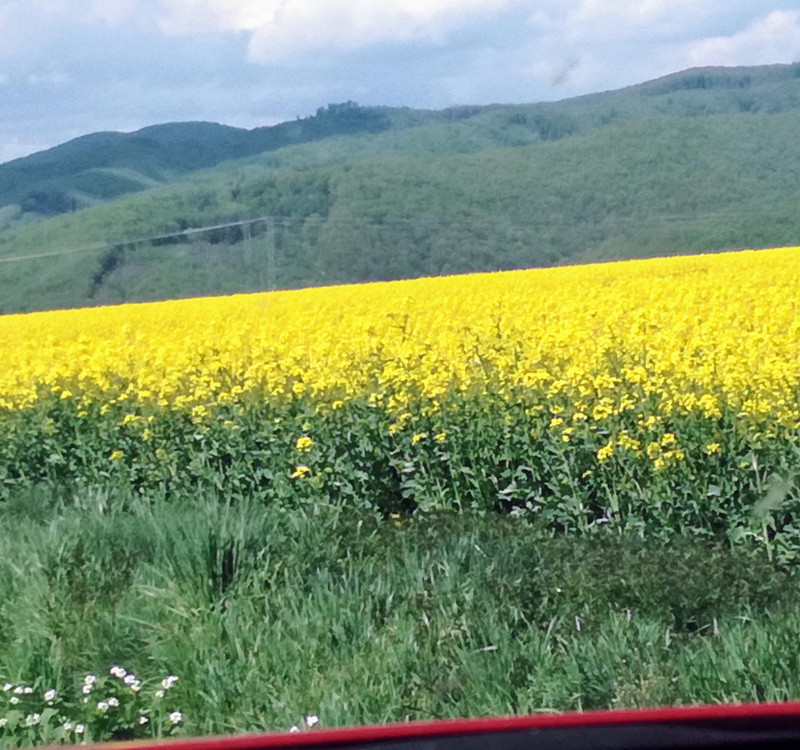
[[2, 63, 800, 313], [4, 64, 800, 226], [0, 103, 403, 219]]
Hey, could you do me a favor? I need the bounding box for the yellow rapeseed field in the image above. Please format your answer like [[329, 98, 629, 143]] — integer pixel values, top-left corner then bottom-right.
[[0, 246, 798, 430]]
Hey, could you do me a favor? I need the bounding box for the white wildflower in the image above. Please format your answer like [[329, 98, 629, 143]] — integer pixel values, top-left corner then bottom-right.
[[22, 687, 33, 695], [130, 680, 142, 692], [139, 716, 149, 725], [83, 674, 97, 685], [24, 713, 41, 726], [12, 687, 23, 695], [0, 717, 7, 728], [9, 697, 19, 705], [155, 689, 165, 698], [107, 696, 120, 707], [161, 675, 179, 690], [289, 726, 300, 733], [169, 711, 183, 724], [123, 674, 136, 686], [2, 684, 12, 692], [44, 689, 57, 704], [305, 714, 319, 727], [97, 701, 109, 713], [109, 666, 127, 679], [75, 723, 86, 734]]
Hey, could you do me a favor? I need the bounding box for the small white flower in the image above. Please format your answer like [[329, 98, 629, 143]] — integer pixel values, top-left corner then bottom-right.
[[155, 689, 165, 698], [130, 680, 142, 692], [81, 684, 93, 695], [161, 675, 179, 690], [0, 717, 7, 728], [168, 710, 183, 724], [2, 684, 12, 692], [305, 714, 319, 728], [24, 713, 41, 726], [9, 697, 19, 705], [13, 687, 23, 695], [75, 723, 86, 734], [107, 696, 120, 707], [123, 674, 136, 685], [63, 720, 74, 731], [44, 689, 57, 704], [97, 701, 110, 713], [22, 687, 33, 695], [83, 674, 97, 685], [139, 715, 149, 725], [109, 666, 127, 679], [289, 726, 300, 733]]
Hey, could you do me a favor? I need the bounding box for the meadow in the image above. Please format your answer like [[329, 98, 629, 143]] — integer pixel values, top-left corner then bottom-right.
[[1, 246, 800, 744]]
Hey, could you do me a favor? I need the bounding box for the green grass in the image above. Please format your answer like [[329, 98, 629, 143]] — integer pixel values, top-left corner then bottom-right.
[[2, 486, 800, 745]]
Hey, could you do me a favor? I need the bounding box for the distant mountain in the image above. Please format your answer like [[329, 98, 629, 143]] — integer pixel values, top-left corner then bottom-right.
[[2, 63, 800, 313], [0, 102, 402, 220], [5, 64, 800, 225]]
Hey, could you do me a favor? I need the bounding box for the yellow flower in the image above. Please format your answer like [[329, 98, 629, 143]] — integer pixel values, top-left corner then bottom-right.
[[411, 432, 428, 445], [434, 431, 448, 442], [109, 450, 124, 462], [191, 404, 209, 423], [289, 465, 311, 479], [597, 443, 614, 462], [646, 442, 661, 460], [705, 442, 722, 455], [295, 435, 314, 452]]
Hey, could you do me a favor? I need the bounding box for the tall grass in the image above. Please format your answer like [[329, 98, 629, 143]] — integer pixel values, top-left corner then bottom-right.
[[2, 486, 799, 745]]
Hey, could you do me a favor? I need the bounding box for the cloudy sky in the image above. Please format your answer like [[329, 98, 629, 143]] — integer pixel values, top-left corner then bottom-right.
[[1, 0, 800, 164]]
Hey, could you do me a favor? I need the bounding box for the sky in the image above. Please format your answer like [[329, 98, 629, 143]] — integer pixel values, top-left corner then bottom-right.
[[1, 0, 800, 164]]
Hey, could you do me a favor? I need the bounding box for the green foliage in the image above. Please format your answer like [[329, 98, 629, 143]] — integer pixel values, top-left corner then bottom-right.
[[2, 392, 799, 564], [1, 493, 800, 744], [0, 672, 184, 746]]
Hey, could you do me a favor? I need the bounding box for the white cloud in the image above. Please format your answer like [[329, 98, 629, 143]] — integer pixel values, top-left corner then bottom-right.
[[688, 10, 800, 67], [27, 71, 70, 84], [89, 0, 139, 25], [516, 2, 800, 101], [0, 136, 48, 164], [156, 0, 508, 61]]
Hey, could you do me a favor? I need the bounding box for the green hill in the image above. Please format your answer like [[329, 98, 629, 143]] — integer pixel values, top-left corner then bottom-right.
[[2, 64, 800, 312], [0, 104, 405, 221]]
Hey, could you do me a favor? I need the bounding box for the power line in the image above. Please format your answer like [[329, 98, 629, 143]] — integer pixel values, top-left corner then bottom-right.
[[0, 209, 797, 266], [0, 215, 279, 264]]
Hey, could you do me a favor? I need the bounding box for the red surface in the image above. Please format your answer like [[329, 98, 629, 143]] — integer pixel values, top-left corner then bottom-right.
[[96, 701, 800, 749]]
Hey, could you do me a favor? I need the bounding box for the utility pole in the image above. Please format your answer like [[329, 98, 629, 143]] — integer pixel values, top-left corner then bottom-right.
[[266, 217, 276, 291], [243, 222, 252, 275]]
